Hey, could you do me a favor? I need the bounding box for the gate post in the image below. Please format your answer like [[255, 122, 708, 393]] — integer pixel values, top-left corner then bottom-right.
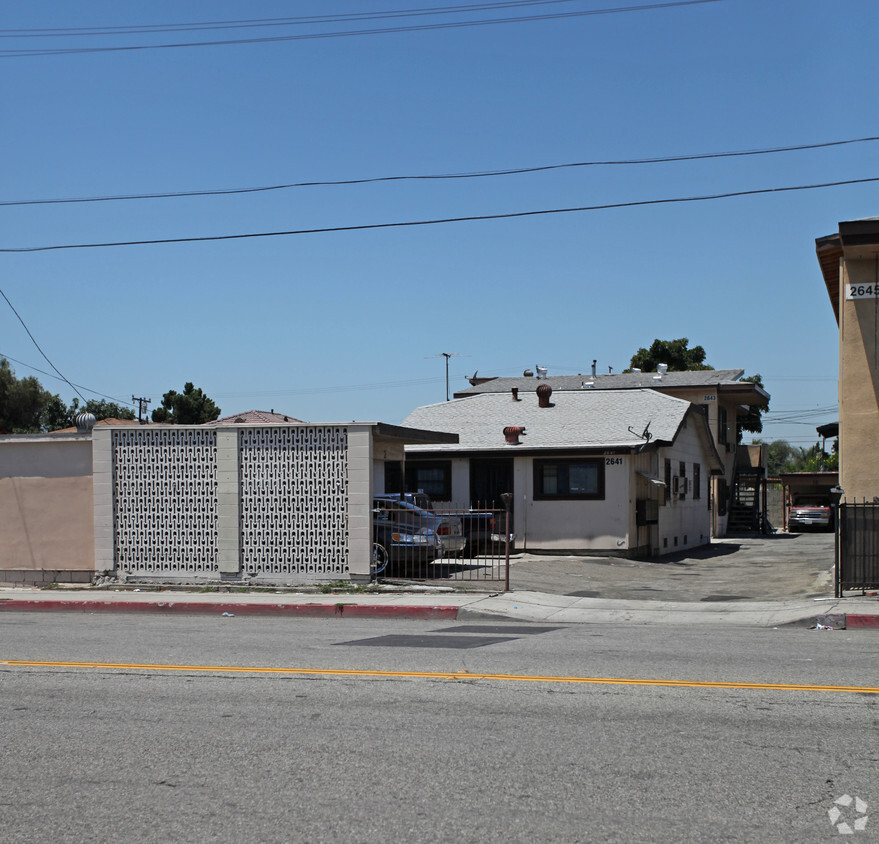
[[830, 486, 844, 598], [501, 492, 513, 593]]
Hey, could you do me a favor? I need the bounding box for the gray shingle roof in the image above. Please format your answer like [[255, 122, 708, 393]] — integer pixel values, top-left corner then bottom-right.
[[455, 369, 746, 396], [402, 389, 690, 453]]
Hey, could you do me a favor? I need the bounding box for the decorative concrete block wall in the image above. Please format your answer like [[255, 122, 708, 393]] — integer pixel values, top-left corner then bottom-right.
[[94, 424, 374, 583]]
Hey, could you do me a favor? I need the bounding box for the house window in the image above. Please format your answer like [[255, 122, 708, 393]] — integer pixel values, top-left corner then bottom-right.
[[679, 462, 687, 500], [404, 461, 452, 500], [664, 459, 672, 506], [533, 458, 604, 500], [693, 463, 701, 500]]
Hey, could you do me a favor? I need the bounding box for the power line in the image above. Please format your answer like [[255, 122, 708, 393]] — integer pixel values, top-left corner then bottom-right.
[[0, 351, 137, 406], [210, 375, 447, 399], [4, 135, 875, 208], [0, 2, 624, 37], [2, 175, 876, 254], [0, 289, 86, 402], [0, 0, 722, 58]]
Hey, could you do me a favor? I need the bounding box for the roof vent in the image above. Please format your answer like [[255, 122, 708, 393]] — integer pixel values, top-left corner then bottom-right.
[[503, 425, 525, 444], [536, 365, 548, 379], [74, 411, 96, 434], [523, 369, 534, 377], [657, 363, 668, 375], [511, 387, 520, 401], [536, 383, 553, 408]]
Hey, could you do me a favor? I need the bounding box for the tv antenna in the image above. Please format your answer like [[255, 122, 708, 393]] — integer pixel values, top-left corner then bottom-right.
[[426, 352, 467, 401]]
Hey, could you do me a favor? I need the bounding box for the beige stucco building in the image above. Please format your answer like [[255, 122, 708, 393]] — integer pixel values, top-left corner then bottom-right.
[[817, 217, 879, 501]]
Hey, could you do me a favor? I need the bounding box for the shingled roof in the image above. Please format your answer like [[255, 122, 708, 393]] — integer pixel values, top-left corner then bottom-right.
[[454, 368, 748, 397], [403, 388, 696, 454], [205, 409, 304, 425]]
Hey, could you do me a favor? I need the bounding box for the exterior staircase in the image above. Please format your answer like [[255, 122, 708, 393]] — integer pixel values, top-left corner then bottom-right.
[[727, 470, 761, 533]]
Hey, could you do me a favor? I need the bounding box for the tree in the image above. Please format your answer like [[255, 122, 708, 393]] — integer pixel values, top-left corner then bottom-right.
[[0, 356, 138, 432], [754, 438, 839, 475], [68, 398, 135, 423], [624, 340, 768, 439], [0, 357, 58, 433], [151, 382, 221, 424], [736, 373, 769, 440], [626, 338, 712, 373]]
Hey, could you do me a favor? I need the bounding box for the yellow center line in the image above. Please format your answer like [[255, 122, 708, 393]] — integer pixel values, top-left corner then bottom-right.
[[2, 659, 878, 694]]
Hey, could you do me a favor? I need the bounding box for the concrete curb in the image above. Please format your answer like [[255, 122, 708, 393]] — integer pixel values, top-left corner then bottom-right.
[[0, 599, 460, 620], [1, 589, 878, 628], [846, 614, 879, 629]]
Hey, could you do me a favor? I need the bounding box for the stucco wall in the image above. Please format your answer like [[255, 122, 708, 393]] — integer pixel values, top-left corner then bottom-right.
[[0, 437, 95, 583], [517, 454, 630, 551], [839, 257, 879, 500], [656, 419, 713, 553]]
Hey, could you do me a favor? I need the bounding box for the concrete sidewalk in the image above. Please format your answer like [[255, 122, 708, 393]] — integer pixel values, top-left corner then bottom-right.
[[1, 584, 878, 629], [2, 533, 877, 628]]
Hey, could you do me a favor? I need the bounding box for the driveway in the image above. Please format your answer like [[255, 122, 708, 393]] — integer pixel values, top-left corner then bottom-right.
[[507, 533, 835, 602]]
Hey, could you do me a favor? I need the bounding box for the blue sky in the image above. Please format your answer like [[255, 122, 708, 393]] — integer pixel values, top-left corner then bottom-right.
[[1, 0, 875, 445]]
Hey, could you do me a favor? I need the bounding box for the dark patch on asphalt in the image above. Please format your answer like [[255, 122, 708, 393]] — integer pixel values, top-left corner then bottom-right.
[[432, 625, 562, 635], [699, 595, 753, 602], [567, 590, 601, 598], [337, 634, 517, 649]]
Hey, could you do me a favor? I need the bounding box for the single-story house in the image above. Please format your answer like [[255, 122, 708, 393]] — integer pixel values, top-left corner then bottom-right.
[[454, 367, 769, 537], [393, 384, 724, 556]]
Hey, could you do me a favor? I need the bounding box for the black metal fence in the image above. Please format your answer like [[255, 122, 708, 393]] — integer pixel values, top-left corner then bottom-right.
[[836, 501, 879, 595], [373, 501, 510, 587]]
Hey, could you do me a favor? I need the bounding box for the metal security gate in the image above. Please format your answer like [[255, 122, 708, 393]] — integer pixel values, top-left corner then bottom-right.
[[836, 501, 879, 595], [375, 502, 510, 588]]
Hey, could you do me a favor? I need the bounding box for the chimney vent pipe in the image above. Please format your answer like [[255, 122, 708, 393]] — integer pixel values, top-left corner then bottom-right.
[[536, 383, 553, 408]]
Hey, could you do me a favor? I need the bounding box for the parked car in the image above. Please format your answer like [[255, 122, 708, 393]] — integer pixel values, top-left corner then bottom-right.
[[789, 497, 833, 532], [372, 498, 465, 574], [377, 492, 498, 556]]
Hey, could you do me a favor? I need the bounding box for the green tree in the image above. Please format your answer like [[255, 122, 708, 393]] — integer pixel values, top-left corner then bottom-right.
[[755, 439, 839, 474], [736, 373, 769, 440], [68, 398, 136, 423], [152, 382, 221, 424], [0, 356, 138, 432], [624, 340, 768, 439], [0, 357, 58, 433], [626, 338, 713, 373], [41, 394, 72, 432]]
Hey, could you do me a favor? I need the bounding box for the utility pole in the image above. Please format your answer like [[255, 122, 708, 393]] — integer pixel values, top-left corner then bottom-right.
[[132, 395, 151, 424]]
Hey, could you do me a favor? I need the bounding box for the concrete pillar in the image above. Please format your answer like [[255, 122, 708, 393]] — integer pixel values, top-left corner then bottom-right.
[[216, 428, 240, 576], [347, 426, 373, 583], [92, 427, 114, 575]]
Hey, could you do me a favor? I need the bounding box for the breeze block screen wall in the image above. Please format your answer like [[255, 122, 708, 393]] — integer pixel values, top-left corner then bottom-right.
[[93, 423, 373, 584]]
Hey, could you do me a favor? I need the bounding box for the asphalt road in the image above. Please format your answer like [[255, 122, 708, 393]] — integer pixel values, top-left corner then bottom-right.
[[3, 613, 877, 842]]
